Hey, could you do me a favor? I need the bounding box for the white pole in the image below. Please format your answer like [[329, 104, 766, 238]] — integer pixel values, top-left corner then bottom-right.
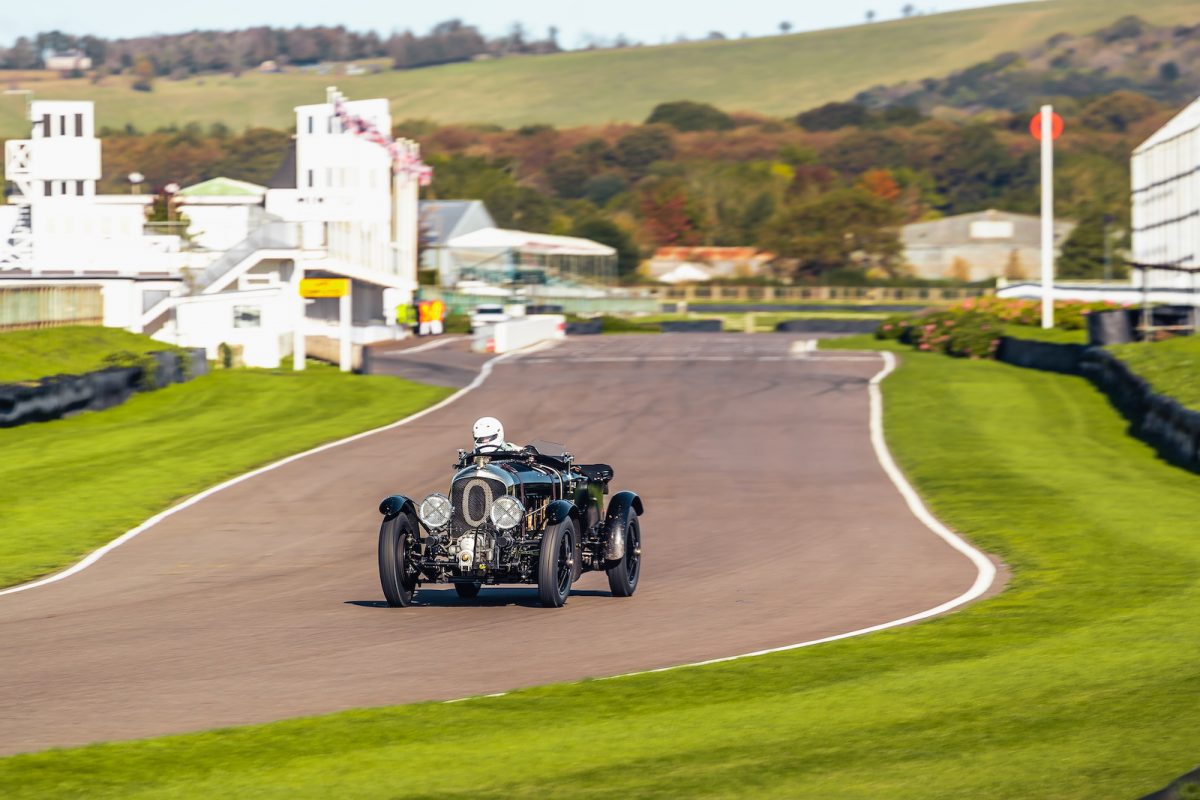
[[292, 263, 306, 371], [1040, 104, 1054, 330], [339, 286, 352, 373]]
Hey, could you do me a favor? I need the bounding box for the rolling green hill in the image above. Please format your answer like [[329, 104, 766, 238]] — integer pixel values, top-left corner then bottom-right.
[[1, 0, 1198, 136]]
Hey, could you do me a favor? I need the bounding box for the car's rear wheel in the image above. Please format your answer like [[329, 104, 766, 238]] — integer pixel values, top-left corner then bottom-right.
[[606, 513, 641, 598], [378, 513, 419, 607], [537, 519, 576, 608], [454, 581, 481, 599]]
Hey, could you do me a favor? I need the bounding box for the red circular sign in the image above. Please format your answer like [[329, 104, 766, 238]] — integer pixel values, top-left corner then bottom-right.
[[1030, 111, 1064, 141]]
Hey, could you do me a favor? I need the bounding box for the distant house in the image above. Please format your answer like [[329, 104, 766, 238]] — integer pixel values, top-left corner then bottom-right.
[[258, 60, 280, 73], [646, 246, 774, 283], [44, 51, 92, 71], [902, 209, 1074, 282]]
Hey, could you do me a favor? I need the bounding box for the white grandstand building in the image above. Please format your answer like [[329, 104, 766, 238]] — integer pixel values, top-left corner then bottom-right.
[[1130, 95, 1200, 298], [1, 89, 428, 366]]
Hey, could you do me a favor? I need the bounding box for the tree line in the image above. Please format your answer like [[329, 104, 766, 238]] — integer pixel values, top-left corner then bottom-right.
[[0, 21, 560, 76], [1, 89, 1165, 283]]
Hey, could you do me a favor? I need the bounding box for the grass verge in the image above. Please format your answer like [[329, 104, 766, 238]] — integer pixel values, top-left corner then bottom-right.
[[3, 346, 1200, 797], [1109, 335, 1200, 412], [0, 364, 452, 588], [0, 326, 179, 384]]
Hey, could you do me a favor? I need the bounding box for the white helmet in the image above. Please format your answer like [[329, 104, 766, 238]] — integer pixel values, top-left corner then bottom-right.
[[472, 416, 504, 452]]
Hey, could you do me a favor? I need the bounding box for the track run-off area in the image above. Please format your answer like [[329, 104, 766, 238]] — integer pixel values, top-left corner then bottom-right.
[[0, 335, 995, 754]]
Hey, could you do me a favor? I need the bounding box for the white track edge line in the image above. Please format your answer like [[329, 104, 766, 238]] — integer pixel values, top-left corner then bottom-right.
[[444, 348, 998, 702], [0, 340, 555, 598]]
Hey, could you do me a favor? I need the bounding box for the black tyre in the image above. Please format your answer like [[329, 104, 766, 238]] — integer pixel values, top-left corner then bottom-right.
[[378, 513, 419, 607], [454, 581, 481, 599], [537, 519, 576, 608], [606, 513, 641, 598]]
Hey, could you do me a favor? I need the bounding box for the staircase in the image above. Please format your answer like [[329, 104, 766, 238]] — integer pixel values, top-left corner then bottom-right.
[[140, 218, 301, 334], [0, 205, 33, 268]]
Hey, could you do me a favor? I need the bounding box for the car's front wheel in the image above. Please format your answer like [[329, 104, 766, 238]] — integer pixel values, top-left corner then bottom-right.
[[378, 513, 419, 607], [537, 519, 576, 608], [606, 512, 641, 598]]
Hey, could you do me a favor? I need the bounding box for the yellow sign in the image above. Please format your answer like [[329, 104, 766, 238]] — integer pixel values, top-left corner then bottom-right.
[[299, 278, 350, 298]]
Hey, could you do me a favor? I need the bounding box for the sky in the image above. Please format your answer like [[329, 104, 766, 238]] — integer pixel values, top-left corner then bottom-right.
[[1, 0, 1026, 48]]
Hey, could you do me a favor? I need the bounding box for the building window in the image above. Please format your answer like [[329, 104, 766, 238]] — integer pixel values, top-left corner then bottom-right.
[[75, 181, 84, 196], [75, 114, 83, 137], [307, 169, 315, 188], [59, 116, 67, 136], [307, 116, 314, 135], [40, 114, 51, 137], [233, 306, 262, 328]]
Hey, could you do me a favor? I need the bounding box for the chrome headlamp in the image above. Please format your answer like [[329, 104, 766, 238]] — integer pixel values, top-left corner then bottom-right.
[[489, 495, 524, 531], [418, 493, 451, 529]]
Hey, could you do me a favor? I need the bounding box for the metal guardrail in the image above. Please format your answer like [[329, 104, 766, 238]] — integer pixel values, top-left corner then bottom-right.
[[642, 285, 988, 304]]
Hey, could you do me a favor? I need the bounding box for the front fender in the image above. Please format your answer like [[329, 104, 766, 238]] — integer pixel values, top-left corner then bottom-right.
[[603, 491, 644, 561], [379, 494, 416, 519], [545, 499, 579, 525]]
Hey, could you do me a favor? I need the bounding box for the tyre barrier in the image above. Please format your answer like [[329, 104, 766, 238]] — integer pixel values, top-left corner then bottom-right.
[[994, 336, 1200, 473], [1080, 348, 1200, 473], [995, 337, 1088, 375], [659, 320, 723, 333], [0, 347, 207, 428], [774, 318, 881, 334], [565, 319, 603, 335]]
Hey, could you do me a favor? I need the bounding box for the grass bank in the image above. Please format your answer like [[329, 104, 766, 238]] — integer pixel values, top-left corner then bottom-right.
[[4, 346, 1200, 797], [0, 365, 452, 588], [1110, 335, 1200, 412], [0, 326, 178, 384], [2, 0, 1195, 132]]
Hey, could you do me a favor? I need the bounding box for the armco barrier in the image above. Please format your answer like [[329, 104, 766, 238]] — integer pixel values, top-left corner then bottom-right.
[[0, 347, 207, 428]]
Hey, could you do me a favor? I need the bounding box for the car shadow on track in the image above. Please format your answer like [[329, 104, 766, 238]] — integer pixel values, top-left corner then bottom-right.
[[345, 588, 612, 609]]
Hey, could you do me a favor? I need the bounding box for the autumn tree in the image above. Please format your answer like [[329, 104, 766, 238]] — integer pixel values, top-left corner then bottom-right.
[[858, 169, 901, 202], [615, 126, 675, 179], [764, 188, 903, 277], [639, 181, 702, 246]]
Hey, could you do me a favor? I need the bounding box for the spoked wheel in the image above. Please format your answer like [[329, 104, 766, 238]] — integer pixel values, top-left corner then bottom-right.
[[454, 581, 482, 599], [606, 513, 641, 598], [537, 519, 576, 608], [378, 513, 419, 607]]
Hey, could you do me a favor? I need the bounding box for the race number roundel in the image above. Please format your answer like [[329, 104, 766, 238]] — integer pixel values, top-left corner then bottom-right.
[[1029, 110, 1064, 141]]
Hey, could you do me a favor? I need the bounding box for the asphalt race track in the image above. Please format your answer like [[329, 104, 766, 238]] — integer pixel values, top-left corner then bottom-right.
[[0, 335, 984, 754]]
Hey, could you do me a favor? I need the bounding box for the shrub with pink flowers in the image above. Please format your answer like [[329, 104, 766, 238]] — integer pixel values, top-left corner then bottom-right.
[[877, 296, 1124, 359]]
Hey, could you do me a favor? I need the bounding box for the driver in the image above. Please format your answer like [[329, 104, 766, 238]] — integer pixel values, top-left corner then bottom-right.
[[472, 416, 521, 453]]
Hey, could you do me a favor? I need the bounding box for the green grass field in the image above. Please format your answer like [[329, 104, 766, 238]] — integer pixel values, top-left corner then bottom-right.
[[2, 0, 1197, 134], [3, 343, 1199, 797], [0, 326, 178, 384], [1110, 335, 1200, 411], [0, 365, 451, 588]]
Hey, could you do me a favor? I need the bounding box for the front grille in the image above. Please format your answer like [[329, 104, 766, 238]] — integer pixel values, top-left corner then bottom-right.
[[451, 476, 506, 532]]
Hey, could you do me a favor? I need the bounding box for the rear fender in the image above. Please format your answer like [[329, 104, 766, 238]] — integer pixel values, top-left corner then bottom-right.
[[603, 491, 644, 561]]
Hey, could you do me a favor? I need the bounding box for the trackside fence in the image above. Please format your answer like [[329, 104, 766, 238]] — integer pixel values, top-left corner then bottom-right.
[[0, 285, 104, 330]]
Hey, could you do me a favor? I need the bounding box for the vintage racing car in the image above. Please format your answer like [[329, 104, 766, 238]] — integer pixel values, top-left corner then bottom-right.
[[377, 442, 644, 608]]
